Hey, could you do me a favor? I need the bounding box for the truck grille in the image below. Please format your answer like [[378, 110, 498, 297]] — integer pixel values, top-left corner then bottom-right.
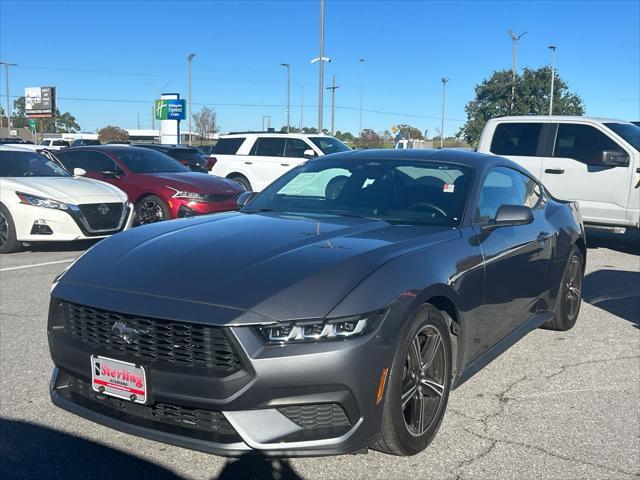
[[59, 301, 242, 374], [77, 202, 124, 231]]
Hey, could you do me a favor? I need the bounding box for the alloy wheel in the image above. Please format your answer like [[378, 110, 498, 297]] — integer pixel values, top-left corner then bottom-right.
[[564, 254, 582, 320], [401, 325, 446, 437], [138, 200, 164, 225], [0, 211, 8, 247]]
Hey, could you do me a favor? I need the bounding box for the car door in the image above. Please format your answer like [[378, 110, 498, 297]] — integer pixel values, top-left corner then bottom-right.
[[469, 166, 553, 360], [541, 123, 633, 226], [488, 122, 546, 179], [248, 137, 287, 191], [77, 151, 127, 192]]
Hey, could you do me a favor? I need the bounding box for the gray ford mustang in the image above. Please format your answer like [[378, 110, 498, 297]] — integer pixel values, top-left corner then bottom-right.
[[48, 149, 585, 457]]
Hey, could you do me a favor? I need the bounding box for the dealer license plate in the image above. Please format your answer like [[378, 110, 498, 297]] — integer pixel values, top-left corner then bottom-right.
[[91, 355, 147, 404]]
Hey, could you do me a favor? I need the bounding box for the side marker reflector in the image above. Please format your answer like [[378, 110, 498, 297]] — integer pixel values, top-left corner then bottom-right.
[[376, 367, 389, 405]]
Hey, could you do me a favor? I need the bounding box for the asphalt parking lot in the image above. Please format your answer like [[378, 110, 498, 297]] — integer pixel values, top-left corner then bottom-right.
[[0, 229, 638, 480]]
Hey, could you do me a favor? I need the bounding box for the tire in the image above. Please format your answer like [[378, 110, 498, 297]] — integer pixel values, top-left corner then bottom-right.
[[373, 304, 453, 456], [135, 195, 170, 226], [542, 246, 584, 331], [228, 174, 251, 192], [0, 204, 22, 254]]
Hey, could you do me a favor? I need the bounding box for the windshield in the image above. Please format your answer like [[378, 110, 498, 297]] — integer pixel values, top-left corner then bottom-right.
[[245, 157, 473, 227], [604, 123, 640, 151], [309, 136, 351, 155], [0, 150, 70, 177], [112, 148, 189, 173]]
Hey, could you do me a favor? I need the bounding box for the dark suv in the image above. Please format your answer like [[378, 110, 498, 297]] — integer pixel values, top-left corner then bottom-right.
[[137, 144, 209, 173]]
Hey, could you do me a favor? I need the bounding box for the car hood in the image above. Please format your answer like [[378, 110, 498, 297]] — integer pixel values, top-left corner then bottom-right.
[[3, 176, 127, 203], [141, 172, 243, 194], [53, 212, 458, 325]]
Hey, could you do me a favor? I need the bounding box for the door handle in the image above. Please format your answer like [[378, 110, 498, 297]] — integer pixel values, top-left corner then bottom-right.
[[244, 161, 253, 165], [536, 231, 554, 243], [544, 168, 564, 174], [281, 163, 290, 167]]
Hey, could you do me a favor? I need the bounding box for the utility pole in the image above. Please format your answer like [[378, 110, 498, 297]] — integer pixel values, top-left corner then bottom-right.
[[358, 58, 365, 136], [187, 53, 196, 145], [317, 0, 325, 133], [326, 75, 339, 135], [440, 78, 449, 149], [508, 30, 527, 113], [0, 61, 18, 130], [548, 45, 557, 115], [280, 63, 291, 132], [300, 83, 304, 130]]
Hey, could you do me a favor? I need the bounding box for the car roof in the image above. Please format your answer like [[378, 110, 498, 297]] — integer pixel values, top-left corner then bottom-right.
[[219, 132, 333, 139], [0, 145, 37, 152], [314, 148, 533, 178], [487, 115, 631, 124]]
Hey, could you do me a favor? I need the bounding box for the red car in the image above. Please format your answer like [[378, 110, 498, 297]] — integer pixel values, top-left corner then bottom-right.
[[56, 146, 244, 224]]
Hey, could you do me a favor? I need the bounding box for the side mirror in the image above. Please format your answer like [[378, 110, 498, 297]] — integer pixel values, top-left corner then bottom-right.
[[73, 167, 86, 176], [601, 150, 629, 167], [237, 191, 258, 209], [303, 149, 317, 159], [485, 205, 533, 229]]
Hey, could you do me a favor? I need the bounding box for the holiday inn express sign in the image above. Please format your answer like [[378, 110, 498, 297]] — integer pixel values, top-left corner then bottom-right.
[[155, 99, 186, 120]]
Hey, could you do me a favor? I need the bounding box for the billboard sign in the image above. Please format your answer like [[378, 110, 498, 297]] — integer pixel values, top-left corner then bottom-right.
[[155, 99, 186, 120], [25, 86, 56, 117]]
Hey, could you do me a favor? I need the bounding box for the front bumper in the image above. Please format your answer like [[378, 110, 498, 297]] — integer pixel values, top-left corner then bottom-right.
[[168, 198, 238, 219], [13, 202, 134, 242], [48, 301, 403, 457]]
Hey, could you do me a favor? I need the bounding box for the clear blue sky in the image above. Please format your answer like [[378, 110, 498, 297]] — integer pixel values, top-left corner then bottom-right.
[[1, 0, 638, 136]]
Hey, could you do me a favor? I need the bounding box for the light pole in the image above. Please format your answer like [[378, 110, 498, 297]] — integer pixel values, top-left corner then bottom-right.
[[300, 83, 304, 130], [311, 55, 331, 132], [548, 45, 557, 116], [326, 75, 339, 135], [440, 78, 449, 149], [281, 63, 291, 132], [358, 58, 365, 136], [318, 0, 325, 133], [508, 30, 527, 113], [0, 61, 18, 130], [187, 53, 196, 145]]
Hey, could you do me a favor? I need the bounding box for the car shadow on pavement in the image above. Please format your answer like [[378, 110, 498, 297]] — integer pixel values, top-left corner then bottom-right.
[[0, 418, 182, 480], [214, 453, 304, 480], [21, 239, 102, 253], [583, 269, 640, 328], [585, 228, 640, 255]]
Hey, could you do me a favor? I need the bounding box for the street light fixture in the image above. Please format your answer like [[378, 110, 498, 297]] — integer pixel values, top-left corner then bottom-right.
[[281, 63, 291, 133], [187, 53, 196, 145], [548, 45, 557, 116], [0, 61, 18, 130], [508, 30, 527, 113]]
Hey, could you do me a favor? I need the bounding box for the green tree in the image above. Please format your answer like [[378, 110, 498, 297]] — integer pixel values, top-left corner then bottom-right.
[[98, 126, 129, 143], [11, 96, 80, 133], [335, 130, 354, 143], [358, 129, 382, 149], [395, 124, 424, 140], [458, 67, 584, 146]]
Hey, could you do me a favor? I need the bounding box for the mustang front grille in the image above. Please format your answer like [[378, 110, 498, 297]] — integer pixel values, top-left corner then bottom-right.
[[58, 301, 242, 374]]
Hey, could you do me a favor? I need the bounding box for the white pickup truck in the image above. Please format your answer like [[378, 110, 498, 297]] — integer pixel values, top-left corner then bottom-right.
[[478, 116, 640, 230]]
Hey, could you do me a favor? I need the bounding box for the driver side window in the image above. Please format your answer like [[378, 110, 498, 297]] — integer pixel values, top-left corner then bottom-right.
[[85, 152, 120, 173], [476, 167, 540, 223]]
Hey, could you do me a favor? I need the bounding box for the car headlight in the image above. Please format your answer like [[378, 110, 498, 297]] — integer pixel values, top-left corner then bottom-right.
[[168, 187, 208, 201], [16, 192, 68, 210], [254, 313, 381, 344]]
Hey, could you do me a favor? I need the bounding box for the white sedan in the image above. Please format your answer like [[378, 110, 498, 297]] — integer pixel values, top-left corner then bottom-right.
[[0, 146, 134, 253]]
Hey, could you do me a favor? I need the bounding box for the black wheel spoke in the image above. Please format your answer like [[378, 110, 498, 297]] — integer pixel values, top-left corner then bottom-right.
[[402, 324, 446, 437]]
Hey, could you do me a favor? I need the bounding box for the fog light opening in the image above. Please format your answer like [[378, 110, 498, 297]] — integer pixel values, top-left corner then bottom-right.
[[31, 219, 53, 235], [376, 367, 389, 405]]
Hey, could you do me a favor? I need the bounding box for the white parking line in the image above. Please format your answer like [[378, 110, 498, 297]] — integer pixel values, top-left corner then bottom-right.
[[0, 259, 75, 273]]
